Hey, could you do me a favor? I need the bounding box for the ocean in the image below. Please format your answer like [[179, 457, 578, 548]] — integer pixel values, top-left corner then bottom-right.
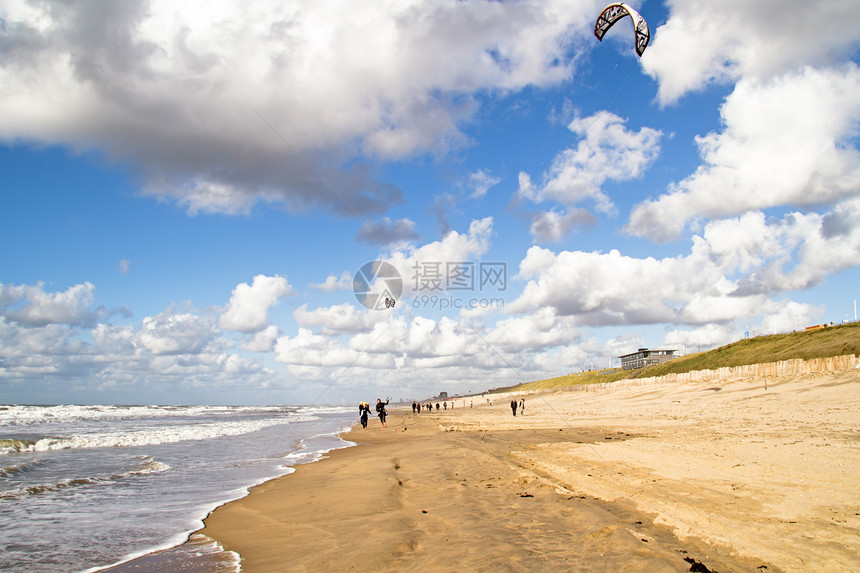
[[0, 404, 356, 572]]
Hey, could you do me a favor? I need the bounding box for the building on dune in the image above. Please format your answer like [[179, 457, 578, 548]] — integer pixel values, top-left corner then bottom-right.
[[619, 348, 677, 371]]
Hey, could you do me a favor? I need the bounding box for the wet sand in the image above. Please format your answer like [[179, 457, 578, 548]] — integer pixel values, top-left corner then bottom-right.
[[200, 369, 860, 572]]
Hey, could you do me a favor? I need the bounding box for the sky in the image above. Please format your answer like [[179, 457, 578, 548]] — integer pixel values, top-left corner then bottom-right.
[[1, 0, 860, 405]]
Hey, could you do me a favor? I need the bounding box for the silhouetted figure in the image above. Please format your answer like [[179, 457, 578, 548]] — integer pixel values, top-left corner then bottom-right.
[[359, 402, 370, 430], [376, 398, 389, 428]]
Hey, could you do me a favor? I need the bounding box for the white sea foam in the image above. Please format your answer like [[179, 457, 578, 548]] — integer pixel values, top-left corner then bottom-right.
[[281, 428, 355, 467], [29, 415, 314, 452], [0, 438, 37, 454], [0, 404, 300, 426], [0, 408, 329, 454]]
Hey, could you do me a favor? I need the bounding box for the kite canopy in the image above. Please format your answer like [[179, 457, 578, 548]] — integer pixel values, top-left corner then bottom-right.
[[594, 3, 650, 57]]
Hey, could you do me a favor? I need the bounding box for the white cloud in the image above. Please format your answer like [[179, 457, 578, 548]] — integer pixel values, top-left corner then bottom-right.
[[644, 0, 860, 105], [0, 317, 89, 365], [0, 282, 100, 327], [309, 271, 352, 292], [219, 274, 294, 333], [627, 65, 860, 241], [0, 0, 595, 217], [383, 217, 495, 299], [467, 169, 501, 199], [512, 205, 860, 326], [484, 307, 581, 353], [268, 305, 616, 388], [519, 111, 662, 214], [138, 310, 220, 356], [0, 282, 291, 401], [274, 327, 394, 369], [293, 303, 387, 335], [242, 325, 280, 352], [659, 297, 822, 354]]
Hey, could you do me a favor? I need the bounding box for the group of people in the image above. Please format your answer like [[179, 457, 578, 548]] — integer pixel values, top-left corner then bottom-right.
[[359, 396, 526, 428], [359, 398, 389, 430], [410, 401, 454, 413], [510, 398, 525, 416]]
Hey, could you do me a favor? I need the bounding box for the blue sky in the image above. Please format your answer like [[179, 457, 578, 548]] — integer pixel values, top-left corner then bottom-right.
[[2, 0, 859, 405]]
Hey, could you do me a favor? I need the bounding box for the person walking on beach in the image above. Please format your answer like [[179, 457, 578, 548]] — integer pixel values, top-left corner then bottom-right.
[[519, 398, 525, 416], [511, 399, 518, 417], [376, 398, 390, 428], [359, 402, 370, 430], [411, 401, 417, 414]]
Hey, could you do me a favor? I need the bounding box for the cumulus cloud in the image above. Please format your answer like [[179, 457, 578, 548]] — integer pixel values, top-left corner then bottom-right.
[[0, 318, 90, 367], [518, 111, 662, 214], [644, 0, 860, 105], [138, 309, 220, 355], [0, 301, 264, 392], [0, 0, 595, 218], [383, 217, 495, 300], [511, 205, 860, 326], [272, 307, 584, 384], [627, 65, 860, 241], [219, 275, 294, 333], [309, 271, 352, 292], [274, 327, 394, 369], [483, 307, 581, 353], [0, 282, 101, 327], [242, 325, 280, 352], [293, 303, 387, 335]]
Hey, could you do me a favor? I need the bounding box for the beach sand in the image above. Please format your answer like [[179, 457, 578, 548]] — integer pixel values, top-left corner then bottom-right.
[[199, 369, 860, 572]]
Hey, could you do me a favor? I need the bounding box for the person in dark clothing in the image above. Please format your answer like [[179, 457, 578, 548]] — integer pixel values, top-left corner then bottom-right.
[[375, 398, 390, 428], [511, 399, 518, 417], [359, 402, 370, 430]]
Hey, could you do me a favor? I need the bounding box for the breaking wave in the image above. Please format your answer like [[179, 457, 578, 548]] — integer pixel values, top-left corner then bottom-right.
[[0, 455, 170, 501]]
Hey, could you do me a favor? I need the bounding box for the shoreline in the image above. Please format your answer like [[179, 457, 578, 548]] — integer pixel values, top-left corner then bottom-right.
[[201, 371, 859, 572], [114, 369, 860, 571], [203, 415, 734, 572], [100, 420, 358, 573]]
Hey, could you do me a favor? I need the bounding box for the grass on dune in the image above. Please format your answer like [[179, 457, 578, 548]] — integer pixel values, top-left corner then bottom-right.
[[492, 321, 860, 394]]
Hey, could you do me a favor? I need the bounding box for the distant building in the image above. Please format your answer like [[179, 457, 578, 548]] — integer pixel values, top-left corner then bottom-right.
[[438, 392, 448, 400], [619, 348, 677, 371]]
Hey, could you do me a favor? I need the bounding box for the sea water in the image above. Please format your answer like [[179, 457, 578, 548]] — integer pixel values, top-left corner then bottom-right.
[[0, 404, 356, 572]]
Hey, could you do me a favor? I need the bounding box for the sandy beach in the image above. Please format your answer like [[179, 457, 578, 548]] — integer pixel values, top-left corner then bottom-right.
[[202, 369, 860, 572]]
